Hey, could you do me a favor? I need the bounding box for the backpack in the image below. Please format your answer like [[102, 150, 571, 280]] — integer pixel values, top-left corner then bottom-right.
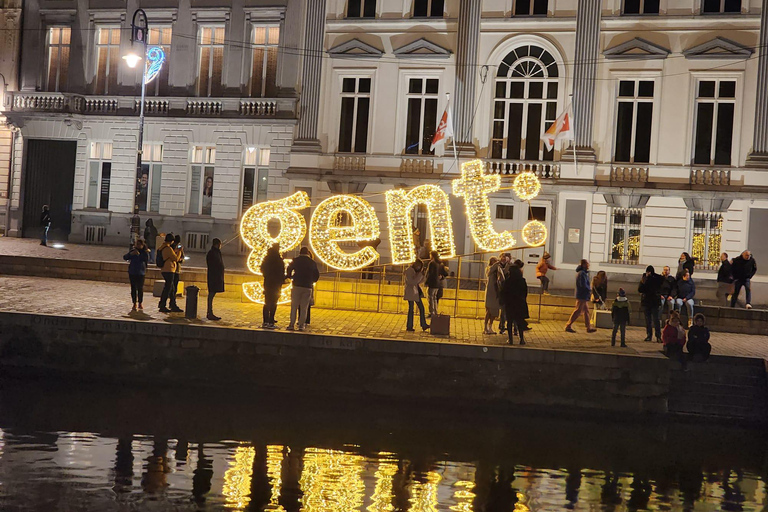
[[156, 246, 165, 268]]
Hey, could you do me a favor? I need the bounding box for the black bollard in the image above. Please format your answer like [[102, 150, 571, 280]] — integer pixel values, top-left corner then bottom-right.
[[185, 286, 199, 319]]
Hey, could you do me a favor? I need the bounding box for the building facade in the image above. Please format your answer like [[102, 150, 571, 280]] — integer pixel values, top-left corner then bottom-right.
[[0, 0, 21, 233]]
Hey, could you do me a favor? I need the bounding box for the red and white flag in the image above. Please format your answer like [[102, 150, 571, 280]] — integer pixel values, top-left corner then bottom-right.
[[430, 103, 454, 151], [541, 108, 573, 151]]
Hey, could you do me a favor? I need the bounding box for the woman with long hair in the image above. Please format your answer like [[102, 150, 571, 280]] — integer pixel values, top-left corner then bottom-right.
[[484, 257, 500, 334], [591, 270, 608, 308]]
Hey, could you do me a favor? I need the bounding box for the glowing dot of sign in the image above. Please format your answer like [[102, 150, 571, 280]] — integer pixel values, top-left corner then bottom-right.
[[513, 171, 541, 201], [310, 195, 380, 271], [385, 185, 456, 265], [522, 220, 547, 247]]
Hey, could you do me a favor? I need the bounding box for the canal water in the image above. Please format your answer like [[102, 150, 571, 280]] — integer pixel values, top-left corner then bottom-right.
[[0, 378, 765, 511]]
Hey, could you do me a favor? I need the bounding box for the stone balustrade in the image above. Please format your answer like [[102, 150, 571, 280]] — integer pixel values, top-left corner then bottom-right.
[[691, 168, 731, 186], [486, 159, 560, 179], [334, 155, 367, 172], [400, 157, 435, 174], [239, 99, 277, 116], [611, 166, 649, 183]]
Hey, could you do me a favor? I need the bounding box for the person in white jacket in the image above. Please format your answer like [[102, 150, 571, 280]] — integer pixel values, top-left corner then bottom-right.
[[403, 259, 429, 332]]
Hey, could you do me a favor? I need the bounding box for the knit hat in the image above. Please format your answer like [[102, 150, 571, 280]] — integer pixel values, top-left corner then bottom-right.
[[618, 288, 626, 297]]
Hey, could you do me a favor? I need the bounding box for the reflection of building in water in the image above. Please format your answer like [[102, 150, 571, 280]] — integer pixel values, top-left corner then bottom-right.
[[408, 470, 442, 512], [222, 444, 256, 510], [265, 444, 287, 511], [300, 447, 366, 512], [366, 453, 398, 512]]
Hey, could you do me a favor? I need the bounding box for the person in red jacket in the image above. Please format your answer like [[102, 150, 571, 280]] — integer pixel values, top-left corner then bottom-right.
[[662, 311, 687, 368]]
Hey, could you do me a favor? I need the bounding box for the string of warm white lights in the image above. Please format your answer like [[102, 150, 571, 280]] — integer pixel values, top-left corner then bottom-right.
[[522, 220, 548, 247], [385, 184, 456, 265], [513, 171, 542, 201]]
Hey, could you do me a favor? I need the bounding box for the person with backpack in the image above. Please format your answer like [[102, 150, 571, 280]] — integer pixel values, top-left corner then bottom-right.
[[157, 234, 182, 313], [610, 288, 631, 347], [286, 246, 320, 331], [123, 238, 149, 311], [260, 243, 285, 329], [40, 205, 51, 246], [205, 238, 225, 321], [144, 219, 158, 264]]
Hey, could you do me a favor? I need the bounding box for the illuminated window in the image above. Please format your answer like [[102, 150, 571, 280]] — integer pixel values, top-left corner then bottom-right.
[[703, 0, 741, 13], [137, 144, 163, 213], [87, 142, 113, 209], [691, 212, 723, 270], [348, 0, 376, 18], [693, 79, 736, 166], [190, 146, 216, 216], [338, 77, 371, 153], [492, 45, 559, 161], [614, 80, 654, 164], [512, 0, 548, 16], [197, 26, 225, 97], [241, 148, 270, 213], [405, 78, 439, 155], [610, 208, 642, 264], [250, 25, 280, 98], [623, 0, 660, 13], [413, 0, 444, 17], [94, 26, 120, 94], [148, 26, 172, 96], [46, 27, 70, 92]]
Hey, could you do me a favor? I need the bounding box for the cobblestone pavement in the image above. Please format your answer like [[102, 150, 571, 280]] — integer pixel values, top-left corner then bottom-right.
[[1, 275, 766, 360]]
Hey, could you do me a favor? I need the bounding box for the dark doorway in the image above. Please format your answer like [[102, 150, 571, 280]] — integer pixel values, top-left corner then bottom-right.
[[22, 140, 77, 240]]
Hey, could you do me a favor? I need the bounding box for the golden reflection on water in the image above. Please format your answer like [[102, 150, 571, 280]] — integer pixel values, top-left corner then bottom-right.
[[300, 447, 366, 512], [266, 445, 287, 511], [451, 479, 476, 512], [409, 470, 442, 512], [367, 453, 398, 512], [222, 445, 256, 510]]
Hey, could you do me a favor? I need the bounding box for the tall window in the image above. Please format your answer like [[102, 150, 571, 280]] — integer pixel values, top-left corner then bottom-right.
[[623, 0, 660, 14], [338, 77, 371, 153], [46, 27, 70, 92], [405, 78, 439, 155], [492, 45, 559, 161], [148, 27, 172, 96], [87, 142, 113, 209], [241, 148, 270, 213], [413, 0, 444, 17], [691, 212, 723, 270], [513, 0, 548, 15], [94, 26, 120, 95], [250, 25, 280, 98], [614, 80, 654, 164], [703, 0, 741, 13], [693, 79, 735, 166], [347, 0, 376, 18], [610, 208, 642, 264], [197, 26, 225, 97], [190, 146, 215, 216], [137, 144, 163, 213]]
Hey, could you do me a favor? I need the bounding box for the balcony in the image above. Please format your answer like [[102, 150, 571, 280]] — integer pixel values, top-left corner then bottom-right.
[[6, 92, 297, 119], [610, 166, 649, 184], [691, 168, 731, 186], [486, 159, 560, 180]]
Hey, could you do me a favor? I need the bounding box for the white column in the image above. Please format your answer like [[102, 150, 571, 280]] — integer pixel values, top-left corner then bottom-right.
[[293, 0, 326, 153], [453, 0, 481, 156], [747, 0, 768, 167]]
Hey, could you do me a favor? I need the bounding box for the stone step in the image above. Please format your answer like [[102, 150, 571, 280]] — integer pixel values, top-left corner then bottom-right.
[[668, 400, 766, 419]]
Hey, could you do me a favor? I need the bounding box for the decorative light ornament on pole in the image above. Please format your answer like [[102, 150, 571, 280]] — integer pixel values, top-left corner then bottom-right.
[[522, 220, 547, 247], [512, 171, 541, 201]]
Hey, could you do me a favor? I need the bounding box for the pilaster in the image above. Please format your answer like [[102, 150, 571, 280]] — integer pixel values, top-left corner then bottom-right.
[[746, 0, 768, 168], [293, 0, 326, 153], [452, 0, 481, 157]]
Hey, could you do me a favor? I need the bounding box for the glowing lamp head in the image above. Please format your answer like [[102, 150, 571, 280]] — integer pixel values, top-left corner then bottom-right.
[[123, 52, 142, 69]]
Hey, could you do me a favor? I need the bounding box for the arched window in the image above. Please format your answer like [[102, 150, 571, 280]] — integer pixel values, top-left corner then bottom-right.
[[492, 45, 559, 161]]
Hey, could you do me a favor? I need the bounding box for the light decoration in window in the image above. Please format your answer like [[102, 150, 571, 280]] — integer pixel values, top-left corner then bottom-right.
[[240, 191, 310, 304], [310, 195, 381, 270], [452, 159, 518, 251], [512, 171, 541, 201], [385, 184, 456, 264], [522, 220, 547, 247]]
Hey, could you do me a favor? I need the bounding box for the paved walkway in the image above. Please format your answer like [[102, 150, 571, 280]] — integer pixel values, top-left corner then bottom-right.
[[1, 275, 766, 360]]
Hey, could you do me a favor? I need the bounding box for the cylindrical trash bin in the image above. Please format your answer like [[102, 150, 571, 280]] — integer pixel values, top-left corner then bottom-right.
[[185, 286, 199, 319]]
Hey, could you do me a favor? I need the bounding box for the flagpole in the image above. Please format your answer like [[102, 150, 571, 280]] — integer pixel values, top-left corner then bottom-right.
[[569, 95, 578, 178], [448, 92, 458, 162]]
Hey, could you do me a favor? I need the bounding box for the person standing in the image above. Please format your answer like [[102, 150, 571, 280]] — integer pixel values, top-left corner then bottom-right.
[[172, 234, 185, 312], [260, 243, 285, 329], [638, 265, 663, 342], [610, 288, 631, 347], [123, 238, 149, 311], [418, 239, 432, 261], [144, 219, 158, 264], [500, 264, 529, 345], [564, 259, 596, 333], [157, 234, 182, 313], [496, 253, 512, 334], [286, 247, 320, 332], [659, 266, 677, 319], [483, 257, 500, 334], [205, 238, 225, 321], [716, 253, 734, 305], [40, 205, 51, 246], [404, 259, 429, 332], [730, 250, 757, 309], [536, 252, 557, 295], [675, 269, 696, 327], [425, 251, 445, 318]]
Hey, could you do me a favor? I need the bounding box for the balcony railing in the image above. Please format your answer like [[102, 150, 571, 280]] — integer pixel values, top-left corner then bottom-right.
[[400, 156, 435, 174], [486, 159, 560, 180], [334, 155, 367, 172], [611, 166, 649, 183], [7, 92, 294, 119], [691, 168, 731, 186]]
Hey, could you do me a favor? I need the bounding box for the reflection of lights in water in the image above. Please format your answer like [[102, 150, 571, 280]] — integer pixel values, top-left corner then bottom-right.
[[299, 447, 365, 512], [222, 445, 256, 510], [409, 470, 441, 512], [52, 243, 65, 249], [450, 479, 476, 512], [266, 445, 286, 511], [513, 492, 530, 512], [367, 453, 398, 512]]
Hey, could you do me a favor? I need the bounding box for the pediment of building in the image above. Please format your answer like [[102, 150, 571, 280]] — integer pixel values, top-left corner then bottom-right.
[[603, 38, 670, 60], [683, 37, 753, 59], [327, 38, 384, 58], [393, 38, 452, 59]]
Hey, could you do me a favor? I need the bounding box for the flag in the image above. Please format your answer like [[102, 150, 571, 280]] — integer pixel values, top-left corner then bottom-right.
[[430, 103, 454, 151], [541, 108, 573, 151]]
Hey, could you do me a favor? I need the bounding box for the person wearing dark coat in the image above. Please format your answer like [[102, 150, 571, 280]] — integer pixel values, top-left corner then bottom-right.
[[658, 266, 677, 319], [500, 265, 529, 345], [40, 205, 51, 246], [638, 265, 663, 342], [716, 252, 734, 305], [206, 238, 225, 321], [565, 260, 595, 333], [610, 288, 631, 347], [123, 238, 149, 311], [730, 250, 757, 309], [260, 243, 285, 329], [144, 219, 159, 264], [286, 247, 320, 331], [687, 313, 711, 362], [677, 252, 696, 278]]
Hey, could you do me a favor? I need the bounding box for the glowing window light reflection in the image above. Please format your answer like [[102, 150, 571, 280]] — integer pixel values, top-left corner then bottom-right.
[[299, 447, 366, 512], [222, 445, 256, 510], [408, 470, 442, 512], [266, 445, 287, 511], [451, 479, 476, 512], [367, 453, 398, 512]]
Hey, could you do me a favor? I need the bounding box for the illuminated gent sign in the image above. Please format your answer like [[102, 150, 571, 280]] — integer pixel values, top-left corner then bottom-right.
[[240, 160, 547, 303]]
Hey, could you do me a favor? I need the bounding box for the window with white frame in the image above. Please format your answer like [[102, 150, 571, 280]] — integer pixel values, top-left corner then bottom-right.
[[690, 212, 723, 270], [405, 78, 439, 155], [94, 26, 120, 95], [338, 77, 371, 153], [413, 0, 444, 17], [492, 45, 559, 161], [614, 80, 654, 164], [46, 27, 70, 92], [87, 142, 113, 209], [148, 26, 172, 96], [609, 208, 642, 264], [703, 0, 741, 13], [197, 26, 225, 97], [241, 148, 270, 213], [249, 25, 280, 98], [693, 79, 736, 166], [512, 0, 548, 16], [623, 0, 660, 14], [189, 146, 215, 216], [347, 0, 376, 18], [137, 144, 163, 213]]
